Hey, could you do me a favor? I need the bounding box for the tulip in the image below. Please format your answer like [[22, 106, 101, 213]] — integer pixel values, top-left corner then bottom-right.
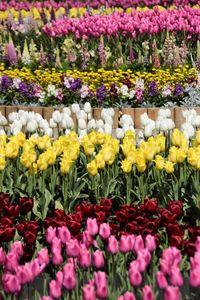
[[46, 227, 57, 244], [189, 269, 200, 287], [10, 241, 24, 258], [170, 266, 183, 287], [142, 286, 154, 300], [128, 267, 142, 287], [49, 280, 62, 299], [56, 271, 63, 286], [2, 274, 21, 294], [124, 291, 136, 300], [57, 226, 71, 244], [63, 269, 76, 291], [145, 235, 156, 252], [156, 271, 168, 289], [107, 235, 119, 255], [119, 235, 130, 253], [5, 253, 19, 272], [17, 265, 32, 285], [66, 239, 80, 257], [79, 246, 91, 269], [134, 235, 144, 254], [93, 250, 105, 269], [86, 218, 99, 236], [99, 223, 110, 240], [82, 283, 96, 300], [37, 248, 49, 266], [82, 231, 94, 248], [94, 271, 108, 299], [0, 247, 6, 265], [164, 286, 180, 300]]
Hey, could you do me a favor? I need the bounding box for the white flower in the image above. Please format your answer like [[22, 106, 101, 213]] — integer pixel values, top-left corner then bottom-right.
[[77, 110, 87, 120], [64, 77, 72, 88], [81, 86, 90, 99], [161, 85, 172, 97], [129, 90, 135, 99], [39, 119, 49, 131], [116, 128, 124, 139], [135, 78, 144, 89], [158, 109, 171, 118], [108, 108, 114, 117], [122, 125, 130, 133], [181, 123, 195, 138], [11, 126, 21, 136], [20, 115, 27, 126], [96, 119, 104, 129], [0, 115, 7, 126], [144, 125, 153, 137], [104, 116, 113, 126], [120, 85, 129, 97], [159, 119, 169, 132], [136, 130, 144, 145], [63, 107, 71, 116], [47, 84, 57, 97], [140, 113, 150, 127], [65, 117, 74, 129], [12, 78, 21, 89], [87, 119, 96, 131], [0, 129, 6, 135], [97, 128, 104, 133], [119, 115, 133, 127], [49, 118, 57, 128], [104, 123, 112, 134], [167, 119, 175, 130], [65, 129, 71, 136], [84, 102, 91, 113], [35, 113, 43, 123], [87, 113, 92, 121], [52, 111, 62, 123], [71, 103, 80, 114], [78, 118, 87, 130], [129, 125, 135, 133], [26, 120, 38, 132], [8, 112, 18, 123], [193, 115, 200, 127], [148, 119, 156, 130], [101, 109, 109, 120], [44, 128, 53, 137], [78, 129, 87, 137], [39, 92, 46, 103]]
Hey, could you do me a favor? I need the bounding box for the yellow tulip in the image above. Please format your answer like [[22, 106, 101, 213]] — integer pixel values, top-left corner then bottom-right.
[[111, 139, 120, 155], [95, 154, 105, 169], [0, 135, 7, 146], [172, 129, 181, 147], [37, 154, 48, 171], [37, 135, 51, 150], [96, 132, 105, 145], [0, 157, 6, 171], [20, 150, 37, 168], [46, 149, 57, 165], [107, 153, 116, 165], [87, 160, 98, 176], [60, 158, 73, 174], [165, 161, 175, 174], [29, 163, 38, 175], [101, 145, 114, 162], [5, 141, 19, 159], [154, 155, 165, 171], [82, 142, 95, 156], [88, 131, 97, 144], [121, 158, 132, 173], [176, 149, 186, 163], [16, 132, 26, 147], [196, 130, 200, 144], [168, 146, 178, 163]]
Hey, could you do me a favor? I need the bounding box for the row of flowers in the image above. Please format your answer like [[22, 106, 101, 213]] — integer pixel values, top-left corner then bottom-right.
[[0, 222, 200, 299], [0, 67, 199, 106], [0, 128, 200, 210], [0, 0, 199, 10]]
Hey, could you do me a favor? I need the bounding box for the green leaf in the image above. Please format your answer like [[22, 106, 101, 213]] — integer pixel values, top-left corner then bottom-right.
[[32, 198, 42, 219], [55, 200, 64, 210]]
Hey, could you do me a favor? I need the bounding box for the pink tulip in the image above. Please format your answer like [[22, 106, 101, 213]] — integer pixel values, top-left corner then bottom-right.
[[46, 226, 57, 244], [145, 235, 156, 252], [94, 271, 108, 299], [142, 285, 154, 300], [66, 239, 80, 257], [170, 266, 183, 287], [156, 271, 168, 289], [119, 235, 130, 253], [52, 251, 63, 265], [93, 250, 105, 269], [79, 246, 91, 269], [82, 283, 96, 300], [128, 267, 142, 287], [99, 223, 110, 240], [17, 265, 32, 284], [86, 218, 99, 236], [189, 269, 200, 287], [37, 248, 49, 266], [136, 257, 148, 272], [57, 226, 71, 244], [137, 249, 151, 266], [134, 235, 144, 254], [2, 273, 21, 294], [82, 231, 94, 248], [49, 280, 62, 299], [10, 241, 24, 258], [40, 297, 53, 300], [107, 235, 119, 255], [56, 271, 64, 286], [160, 259, 170, 275], [124, 291, 136, 300], [63, 270, 76, 291], [164, 286, 180, 300], [29, 259, 44, 280], [5, 253, 19, 272], [0, 247, 6, 265]]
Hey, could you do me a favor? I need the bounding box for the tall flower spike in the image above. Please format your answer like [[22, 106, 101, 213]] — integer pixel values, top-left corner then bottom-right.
[[98, 35, 106, 68], [22, 40, 31, 65]]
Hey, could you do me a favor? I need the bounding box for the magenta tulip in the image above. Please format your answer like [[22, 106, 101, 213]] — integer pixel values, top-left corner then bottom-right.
[[56, 271, 64, 286], [128, 267, 142, 287], [93, 250, 105, 269], [156, 271, 168, 289], [107, 235, 119, 255], [119, 235, 130, 253], [37, 248, 49, 266], [46, 227, 57, 244], [170, 266, 183, 287], [99, 223, 110, 240], [145, 235, 156, 252], [57, 226, 71, 244], [86, 218, 99, 236], [49, 280, 62, 299], [2, 273, 21, 294], [66, 239, 80, 257], [82, 283, 96, 300], [10, 241, 24, 258], [94, 271, 108, 299], [0, 247, 6, 265], [134, 235, 144, 254], [189, 269, 200, 287], [164, 286, 180, 300], [142, 285, 154, 300], [79, 246, 91, 269]]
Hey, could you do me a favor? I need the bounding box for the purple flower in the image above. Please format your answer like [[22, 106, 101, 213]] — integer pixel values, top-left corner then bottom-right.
[[5, 43, 17, 67], [96, 85, 106, 102], [148, 81, 157, 96], [70, 78, 82, 92], [174, 84, 183, 96], [0, 75, 12, 94], [19, 81, 29, 96], [109, 83, 118, 97]]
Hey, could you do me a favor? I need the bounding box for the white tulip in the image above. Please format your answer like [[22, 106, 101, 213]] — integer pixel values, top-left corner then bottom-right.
[[0, 129, 6, 135], [116, 128, 124, 139], [87, 113, 92, 121], [159, 119, 169, 132], [49, 118, 57, 128], [96, 119, 104, 129], [78, 118, 87, 130], [123, 124, 130, 133], [87, 119, 96, 131], [27, 112, 35, 121], [144, 125, 153, 137], [181, 123, 195, 138], [35, 113, 43, 123], [63, 107, 71, 116], [148, 120, 156, 130], [167, 119, 175, 130], [71, 103, 80, 114], [105, 116, 113, 126], [155, 120, 161, 131], [140, 113, 150, 127], [11, 126, 21, 135], [108, 108, 114, 117], [129, 125, 135, 133], [0, 115, 8, 126], [45, 128, 53, 137], [193, 115, 200, 127], [52, 110, 62, 123], [65, 129, 71, 136], [20, 115, 27, 126], [8, 112, 18, 123], [77, 110, 87, 120], [66, 117, 74, 129], [26, 120, 38, 132], [104, 123, 112, 134], [78, 129, 87, 137], [97, 128, 104, 133], [136, 130, 144, 145], [84, 102, 91, 113], [101, 109, 109, 120]]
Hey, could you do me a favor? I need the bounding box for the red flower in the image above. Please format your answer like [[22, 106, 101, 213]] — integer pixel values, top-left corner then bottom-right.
[[188, 227, 200, 241], [4, 205, 20, 217], [100, 198, 112, 210], [126, 222, 137, 233], [68, 221, 81, 235], [166, 224, 184, 237], [53, 209, 65, 220], [116, 211, 128, 224], [184, 240, 196, 256], [95, 211, 107, 224], [19, 197, 33, 213], [77, 203, 94, 217], [169, 235, 183, 248], [160, 209, 177, 225], [1, 217, 14, 226], [167, 201, 183, 218], [16, 223, 25, 236], [24, 231, 37, 245], [0, 193, 9, 212], [1, 227, 15, 242], [109, 223, 120, 235], [144, 199, 158, 213]]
